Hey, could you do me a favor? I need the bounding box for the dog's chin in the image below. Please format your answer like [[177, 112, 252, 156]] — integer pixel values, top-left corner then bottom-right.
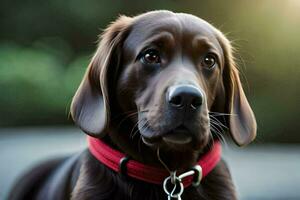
[[141, 127, 193, 149], [141, 134, 193, 153], [142, 136, 201, 171], [140, 125, 208, 150], [140, 127, 209, 171]]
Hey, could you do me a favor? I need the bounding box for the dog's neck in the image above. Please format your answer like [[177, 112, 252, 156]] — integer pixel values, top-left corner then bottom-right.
[[88, 135, 221, 187], [102, 124, 216, 172]]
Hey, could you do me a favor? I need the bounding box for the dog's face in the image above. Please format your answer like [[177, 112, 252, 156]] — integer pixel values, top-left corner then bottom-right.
[[118, 13, 225, 151], [71, 11, 256, 170]]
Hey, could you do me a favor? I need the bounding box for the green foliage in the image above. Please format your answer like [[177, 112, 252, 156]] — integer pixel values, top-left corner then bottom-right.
[[0, 42, 87, 125]]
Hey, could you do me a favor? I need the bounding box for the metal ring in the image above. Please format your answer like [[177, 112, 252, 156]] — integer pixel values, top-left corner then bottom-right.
[[191, 164, 202, 187], [119, 156, 130, 175], [163, 176, 184, 198]]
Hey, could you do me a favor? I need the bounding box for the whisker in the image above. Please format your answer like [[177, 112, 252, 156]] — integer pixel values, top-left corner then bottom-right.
[[111, 110, 138, 120], [210, 116, 226, 132], [129, 121, 140, 139], [210, 122, 224, 138], [209, 115, 229, 130], [210, 124, 228, 148], [208, 130, 215, 150], [115, 111, 139, 130], [210, 120, 226, 134], [131, 119, 147, 139], [131, 119, 148, 139], [115, 110, 150, 132], [216, 132, 228, 148], [209, 111, 236, 116], [137, 119, 152, 163]]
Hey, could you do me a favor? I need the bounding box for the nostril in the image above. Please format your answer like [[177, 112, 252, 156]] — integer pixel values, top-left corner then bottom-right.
[[191, 96, 202, 109], [169, 95, 183, 107], [168, 85, 203, 110]]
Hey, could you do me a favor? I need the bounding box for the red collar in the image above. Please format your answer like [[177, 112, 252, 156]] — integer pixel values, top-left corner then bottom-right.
[[88, 136, 221, 188]]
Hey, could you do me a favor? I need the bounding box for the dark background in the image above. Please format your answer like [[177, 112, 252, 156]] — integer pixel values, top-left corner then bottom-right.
[[1, 0, 300, 141]]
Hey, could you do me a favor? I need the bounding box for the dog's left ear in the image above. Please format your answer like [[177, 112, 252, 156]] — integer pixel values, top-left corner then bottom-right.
[[217, 33, 257, 146], [70, 16, 133, 137]]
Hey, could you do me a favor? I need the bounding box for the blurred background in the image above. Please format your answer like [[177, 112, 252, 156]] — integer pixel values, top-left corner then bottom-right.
[[0, 0, 299, 199]]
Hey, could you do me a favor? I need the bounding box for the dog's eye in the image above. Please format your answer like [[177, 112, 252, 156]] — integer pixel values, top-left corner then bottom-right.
[[202, 54, 216, 69], [141, 49, 161, 65]]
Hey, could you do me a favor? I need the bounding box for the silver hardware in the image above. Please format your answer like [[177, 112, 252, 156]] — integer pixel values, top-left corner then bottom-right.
[[178, 170, 195, 179], [163, 165, 203, 199], [191, 165, 202, 187], [163, 175, 184, 200], [170, 171, 176, 184]]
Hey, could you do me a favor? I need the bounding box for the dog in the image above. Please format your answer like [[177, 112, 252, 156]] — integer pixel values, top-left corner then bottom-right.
[[9, 10, 256, 200]]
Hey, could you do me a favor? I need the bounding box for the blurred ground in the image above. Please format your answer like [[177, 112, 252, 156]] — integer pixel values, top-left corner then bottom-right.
[[0, 127, 300, 200]]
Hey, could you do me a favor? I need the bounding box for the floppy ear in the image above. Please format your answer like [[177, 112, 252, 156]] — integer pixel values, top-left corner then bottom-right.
[[218, 34, 257, 146], [70, 16, 133, 137]]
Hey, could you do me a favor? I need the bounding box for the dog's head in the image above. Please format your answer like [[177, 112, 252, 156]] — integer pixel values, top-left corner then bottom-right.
[[71, 11, 256, 170]]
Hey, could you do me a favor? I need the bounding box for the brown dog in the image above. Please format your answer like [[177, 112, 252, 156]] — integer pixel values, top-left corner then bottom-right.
[[9, 10, 256, 200]]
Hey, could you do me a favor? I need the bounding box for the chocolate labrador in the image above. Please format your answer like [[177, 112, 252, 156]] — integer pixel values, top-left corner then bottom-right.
[[9, 10, 256, 200]]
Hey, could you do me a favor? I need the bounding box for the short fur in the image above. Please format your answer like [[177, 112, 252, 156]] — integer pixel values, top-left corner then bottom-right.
[[9, 10, 256, 200]]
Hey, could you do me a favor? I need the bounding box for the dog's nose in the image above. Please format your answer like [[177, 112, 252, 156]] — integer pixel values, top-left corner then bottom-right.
[[168, 85, 203, 110]]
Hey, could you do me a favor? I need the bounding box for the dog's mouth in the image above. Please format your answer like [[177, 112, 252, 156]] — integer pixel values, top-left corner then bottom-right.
[[141, 124, 201, 171], [141, 125, 193, 147]]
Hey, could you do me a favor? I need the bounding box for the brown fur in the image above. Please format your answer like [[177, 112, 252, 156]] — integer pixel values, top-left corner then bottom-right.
[[9, 10, 256, 200], [70, 10, 256, 199]]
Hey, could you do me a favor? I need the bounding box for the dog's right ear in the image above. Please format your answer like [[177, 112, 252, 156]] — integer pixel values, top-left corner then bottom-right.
[[216, 32, 257, 146], [71, 16, 133, 137]]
